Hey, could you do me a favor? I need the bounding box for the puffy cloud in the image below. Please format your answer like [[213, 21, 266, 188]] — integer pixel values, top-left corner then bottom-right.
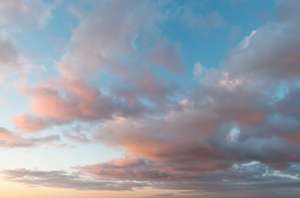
[[96, 78, 273, 157], [15, 1, 185, 133], [15, 1, 188, 131], [60, 0, 182, 77], [8, 0, 300, 195], [58, 0, 182, 108], [74, 0, 300, 190], [93, 85, 298, 169], [15, 78, 148, 132], [220, 9, 300, 84]]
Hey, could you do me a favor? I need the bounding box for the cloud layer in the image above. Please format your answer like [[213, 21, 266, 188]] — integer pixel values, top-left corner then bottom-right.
[[1, 0, 300, 197]]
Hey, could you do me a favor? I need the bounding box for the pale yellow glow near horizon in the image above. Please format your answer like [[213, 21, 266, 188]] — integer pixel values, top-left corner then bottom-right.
[[0, 180, 192, 198]]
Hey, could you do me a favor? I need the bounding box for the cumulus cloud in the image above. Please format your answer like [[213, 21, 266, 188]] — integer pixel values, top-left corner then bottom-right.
[[222, 20, 300, 83], [56, 0, 183, 111], [71, 0, 300, 191], [15, 78, 148, 132], [60, 0, 183, 77], [8, 0, 300, 196], [15, 0, 184, 132]]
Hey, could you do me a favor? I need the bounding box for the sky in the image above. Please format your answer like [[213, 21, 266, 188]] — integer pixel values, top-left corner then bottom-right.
[[1, 0, 300, 197]]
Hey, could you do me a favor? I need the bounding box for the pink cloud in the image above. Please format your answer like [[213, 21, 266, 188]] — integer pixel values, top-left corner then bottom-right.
[[14, 114, 48, 132], [15, 78, 148, 132]]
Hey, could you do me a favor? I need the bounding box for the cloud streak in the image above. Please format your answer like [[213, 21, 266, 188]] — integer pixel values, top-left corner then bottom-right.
[[0, 127, 60, 148]]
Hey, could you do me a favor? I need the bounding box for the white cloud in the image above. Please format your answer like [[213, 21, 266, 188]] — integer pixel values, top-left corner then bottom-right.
[[240, 30, 257, 49]]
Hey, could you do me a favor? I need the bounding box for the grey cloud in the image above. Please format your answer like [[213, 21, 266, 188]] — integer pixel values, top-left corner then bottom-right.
[[0, 127, 60, 148], [0, 34, 21, 79], [1, 169, 146, 191], [3, 162, 300, 197]]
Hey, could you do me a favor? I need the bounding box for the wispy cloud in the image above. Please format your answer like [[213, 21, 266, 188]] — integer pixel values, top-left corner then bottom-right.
[[0, 127, 60, 148]]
